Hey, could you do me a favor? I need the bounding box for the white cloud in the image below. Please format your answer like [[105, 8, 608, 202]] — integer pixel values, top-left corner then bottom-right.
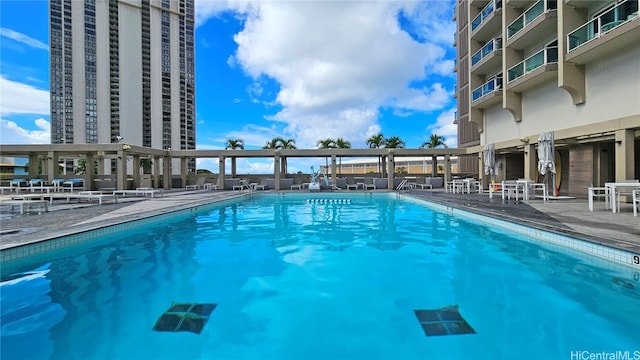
[[0, 118, 50, 144], [426, 108, 458, 148], [0, 76, 50, 116], [196, 0, 455, 149], [0, 27, 48, 50]]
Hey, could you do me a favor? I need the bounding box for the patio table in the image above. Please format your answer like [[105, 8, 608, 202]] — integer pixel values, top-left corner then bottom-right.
[[605, 182, 640, 213]]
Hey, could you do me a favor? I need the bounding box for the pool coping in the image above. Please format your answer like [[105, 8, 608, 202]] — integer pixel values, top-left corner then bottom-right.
[[402, 193, 640, 269]]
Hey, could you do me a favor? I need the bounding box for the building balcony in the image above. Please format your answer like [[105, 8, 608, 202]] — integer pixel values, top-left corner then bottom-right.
[[472, 76, 503, 108], [566, 0, 639, 64], [507, 0, 557, 49], [471, 37, 503, 74], [471, 0, 503, 41], [507, 46, 558, 92]]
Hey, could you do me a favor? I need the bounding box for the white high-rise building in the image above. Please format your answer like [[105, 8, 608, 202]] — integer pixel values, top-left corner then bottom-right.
[[49, 0, 196, 169]]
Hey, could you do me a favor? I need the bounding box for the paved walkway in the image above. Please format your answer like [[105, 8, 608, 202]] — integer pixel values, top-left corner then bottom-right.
[[407, 190, 640, 254], [1, 189, 639, 254]]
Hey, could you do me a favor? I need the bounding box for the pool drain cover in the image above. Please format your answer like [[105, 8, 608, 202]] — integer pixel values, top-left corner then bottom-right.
[[153, 302, 217, 334], [414, 305, 476, 337]]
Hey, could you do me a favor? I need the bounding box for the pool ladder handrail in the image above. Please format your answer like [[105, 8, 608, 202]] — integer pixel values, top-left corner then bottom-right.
[[237, 179, 254, 195], [395, 179, 408, 191]]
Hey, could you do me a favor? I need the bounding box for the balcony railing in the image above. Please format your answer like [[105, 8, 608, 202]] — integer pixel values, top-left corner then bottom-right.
[[472, 75, 503, 101], [507, 0, 557, 38], [567, 0, 639, 52], [471, 37, 503, 66], [471, 0, 503, 31], [507, 46, 558, 82]]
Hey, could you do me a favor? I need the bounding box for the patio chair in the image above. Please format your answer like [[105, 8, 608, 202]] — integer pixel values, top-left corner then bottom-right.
[[633, 190, 640, 217], [345, 177, 358, 190], [363, 177, 376, 190], [186, 176, 206, 190]]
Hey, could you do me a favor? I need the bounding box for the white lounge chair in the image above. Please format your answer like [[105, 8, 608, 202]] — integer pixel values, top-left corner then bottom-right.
[[233, 179, 251, 191], [363, 177, 376, 190], [186, 177, 206, 190]]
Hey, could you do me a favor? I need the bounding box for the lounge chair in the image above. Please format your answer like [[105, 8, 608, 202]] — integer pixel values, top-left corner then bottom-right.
[[62, 178, 85, 192], [233, 179, 251, 191], [250, 182, 266, 190], [363, 177, 376, 190], [186, 176, 205, 190], [346, 178, 358, 190]]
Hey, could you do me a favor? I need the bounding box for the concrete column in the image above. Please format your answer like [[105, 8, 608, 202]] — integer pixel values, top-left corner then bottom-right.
[[381, 156, 387, 178], [387, 153, 394, 189], [163, 156, 171, 189], [331, 155, 337, 186], [117, 150, 126, 190], [523, 143, 537, 181], [47, 151, 57, 180], [615, 129, 635, 181], [85, 154, 95, 190], [218, 156, 225, 189], [274, 155, 281, 190], [28, 154, 38, 177], [444, 154, 451, 184], [153, 156, 160, 189], [132, 155, 140, 188], [180, 158, 188, 188]]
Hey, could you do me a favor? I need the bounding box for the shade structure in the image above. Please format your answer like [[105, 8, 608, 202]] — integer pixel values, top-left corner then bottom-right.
[[483, 143, 495, 176], [537, 132, 556, 196]]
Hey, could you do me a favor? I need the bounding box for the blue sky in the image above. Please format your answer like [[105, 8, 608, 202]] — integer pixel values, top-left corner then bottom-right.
[[0, 0, 457, 173]]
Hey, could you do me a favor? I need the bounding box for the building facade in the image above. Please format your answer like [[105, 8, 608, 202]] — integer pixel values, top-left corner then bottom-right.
[[454, 0, 640, 196], [49, 0, 196, 170]]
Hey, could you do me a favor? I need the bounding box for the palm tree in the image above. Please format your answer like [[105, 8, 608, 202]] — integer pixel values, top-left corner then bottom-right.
[[225, 138, 245, 178], [366, 133, 385, 176], [385, 136, 405, 149], [385, 136, 405, 176], [317, 138, 336, 175], [420, 134, 447, 177], [262, 138, 280, 150], [334, 137, 351, 176], [277, 137, 296, 175]]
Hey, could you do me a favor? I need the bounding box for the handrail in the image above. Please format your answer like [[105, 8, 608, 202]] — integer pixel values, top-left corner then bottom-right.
[[237, 179, 253, 194], [396, 179, 408, 191], [507, 46, 558, 82], [472, 75, 503, 101], [471, 0, 503, 32], [567, 0, 638, 52], [507, 0, 557, 39], [471, 37, 502, 66]]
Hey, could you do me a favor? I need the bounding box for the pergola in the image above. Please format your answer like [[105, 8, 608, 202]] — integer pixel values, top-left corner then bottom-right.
[[0, 144, 467, 190]]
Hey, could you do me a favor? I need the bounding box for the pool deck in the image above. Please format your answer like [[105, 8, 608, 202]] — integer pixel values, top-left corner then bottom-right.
[[1, 188, 639, 255]]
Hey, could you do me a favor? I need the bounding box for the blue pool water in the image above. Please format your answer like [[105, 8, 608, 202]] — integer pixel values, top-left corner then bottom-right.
[[1, 194, 639, 359]]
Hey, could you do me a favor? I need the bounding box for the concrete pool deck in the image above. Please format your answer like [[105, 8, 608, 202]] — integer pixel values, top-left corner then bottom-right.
[[1, 188, 639, 255]]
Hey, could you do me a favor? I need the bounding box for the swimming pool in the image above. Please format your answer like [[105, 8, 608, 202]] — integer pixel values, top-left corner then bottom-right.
[[2, 193, 639, 359]]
